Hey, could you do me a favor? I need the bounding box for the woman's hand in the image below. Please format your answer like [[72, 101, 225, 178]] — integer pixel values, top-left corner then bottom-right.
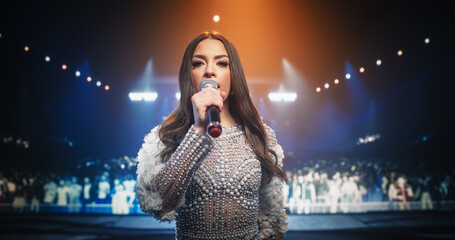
[[191, 86, 226, 135]]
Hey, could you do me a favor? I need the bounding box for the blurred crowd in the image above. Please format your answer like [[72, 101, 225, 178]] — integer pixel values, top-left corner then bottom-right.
[[284, 158, 454, 214], [0, 156, 454, 214], [0, 169, 137, 214]]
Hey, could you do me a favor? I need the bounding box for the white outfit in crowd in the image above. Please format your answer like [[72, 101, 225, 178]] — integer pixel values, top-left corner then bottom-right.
[[340, 180, 360, 213], [83, 183, 92, 202], [43, 181, 57, 204], [98, 181, 110, 201], [112, 185, 134, 214], [68, 182, 82, 212], [328, 178, 342, 213], [56, 185, 70, 206]]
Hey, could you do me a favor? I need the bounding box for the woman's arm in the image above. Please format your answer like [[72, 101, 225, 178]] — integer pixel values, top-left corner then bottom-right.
[[135, 124, 212, 222], [257, 124, 289, 240]]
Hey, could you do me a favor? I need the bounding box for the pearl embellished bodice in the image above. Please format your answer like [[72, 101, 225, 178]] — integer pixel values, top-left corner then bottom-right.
[[135, 123, 289, 240], [176, 125, 262, 239]]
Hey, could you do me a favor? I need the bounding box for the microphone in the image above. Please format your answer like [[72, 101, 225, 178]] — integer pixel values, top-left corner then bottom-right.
[[198, 78, 222, 138]]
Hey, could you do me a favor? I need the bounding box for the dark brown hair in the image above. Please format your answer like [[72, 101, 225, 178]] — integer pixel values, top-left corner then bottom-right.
[[158, 32, 287, 185]]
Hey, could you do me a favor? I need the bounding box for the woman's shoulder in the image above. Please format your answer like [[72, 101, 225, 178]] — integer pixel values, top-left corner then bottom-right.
[[261, 121, 278, 146], [143, 125, 162, 144]]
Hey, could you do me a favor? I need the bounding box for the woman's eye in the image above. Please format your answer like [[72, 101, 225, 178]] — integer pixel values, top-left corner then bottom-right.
[[192, 61, 203, 67], [217, 61, 229, 67]]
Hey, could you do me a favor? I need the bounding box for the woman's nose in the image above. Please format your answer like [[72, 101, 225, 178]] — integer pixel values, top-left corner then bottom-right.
[[203, 63, 216, 78]]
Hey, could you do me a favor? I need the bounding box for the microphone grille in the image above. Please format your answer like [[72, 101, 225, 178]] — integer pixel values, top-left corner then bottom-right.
[[199, 78, 218, 91]]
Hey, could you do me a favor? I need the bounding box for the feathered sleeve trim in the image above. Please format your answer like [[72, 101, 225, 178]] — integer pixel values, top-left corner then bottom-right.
[[258, 123, 289, 239], [134, 125, 185, 222]]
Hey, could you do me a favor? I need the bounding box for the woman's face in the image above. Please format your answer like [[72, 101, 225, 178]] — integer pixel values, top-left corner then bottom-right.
[[191, 38, 231, 101]]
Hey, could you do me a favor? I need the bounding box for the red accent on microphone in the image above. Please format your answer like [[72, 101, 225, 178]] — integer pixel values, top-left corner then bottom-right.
[[209, 128, 222, 138]]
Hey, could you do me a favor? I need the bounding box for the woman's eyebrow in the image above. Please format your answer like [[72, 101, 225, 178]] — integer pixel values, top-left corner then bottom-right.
[[214, 54, 229, 59], [192, 54, 229, 60]]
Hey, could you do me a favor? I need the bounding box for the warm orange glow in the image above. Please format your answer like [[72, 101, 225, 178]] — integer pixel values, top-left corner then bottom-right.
[[61, 64, 67, 70], [316, 87, 321, 92], [105, 85, 110, 91], [87, 76, 92, 82], [334, 78, 339, 84], [213, 15, 220, 22], [397, 50, 403, 56], [24, 46, 30, 52], [359, 67, 365, 73]]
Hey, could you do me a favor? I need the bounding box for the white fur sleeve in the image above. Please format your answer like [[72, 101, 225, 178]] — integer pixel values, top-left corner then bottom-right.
[[134, 125, 173, 221], [135, 125, 212, 222], [258, 123, 289, 239]]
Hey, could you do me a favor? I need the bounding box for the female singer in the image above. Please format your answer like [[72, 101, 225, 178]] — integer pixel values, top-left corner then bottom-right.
[[135, 32, 289, 239]]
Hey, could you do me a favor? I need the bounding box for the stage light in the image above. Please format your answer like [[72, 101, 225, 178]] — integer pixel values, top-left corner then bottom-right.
[[96, 81, 101, 87], [105, 85, 110, 91], [425, 38, 430, 44], [0, 33, 2, 38], [345, 73, 351, 80], [324, 83, 329, 89], [87, 76, 92, 82], [45, 56, 51, 62], [129, 92, 158, 101], [75, 71, 81, 77], [316, 87, 321, 92], [356, 134, 381, 145], [175, 92, 181, 100], [61, 64, 67, 70], [376, 59, 382, 66], [397, 50, 403, 56], [334, 78, 340, 84], [24, 46, 30, 52], [359, 67, 365, 73], [268, 92, 297, 102], [213, 15, 220, 22]]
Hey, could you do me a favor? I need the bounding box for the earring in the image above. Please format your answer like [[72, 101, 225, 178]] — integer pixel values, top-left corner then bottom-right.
[[230, 91, 234, 95]]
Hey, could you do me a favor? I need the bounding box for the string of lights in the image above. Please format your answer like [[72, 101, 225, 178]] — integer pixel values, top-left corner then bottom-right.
[[17, 41, 111, 92], [1, 19, 432, 102], [315, 37, 431, 93]]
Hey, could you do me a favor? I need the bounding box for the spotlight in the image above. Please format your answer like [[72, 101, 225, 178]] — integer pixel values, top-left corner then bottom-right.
[[334, 78, 339, 84], [96, 81, 101, 87], [0, 33, 2, 38], [128, 92, 158, 102], [45, 56, 51, 62], [62, 64, 67, 70], [87, 76, 92, 82], [213, 15, 220, 22], [268, 92, 297, 102], [24, 46, 30, 52], [359, 67, 365, 73], [104, 85, 110, 91], [324, 83, 329, 89], [75, 71, 81, 77], [397, 50, 403, 56], [316, 87, 321, 93], [425, 38, 430, 44], [376, 59, 382, 66], [345, 73, 351, 80]]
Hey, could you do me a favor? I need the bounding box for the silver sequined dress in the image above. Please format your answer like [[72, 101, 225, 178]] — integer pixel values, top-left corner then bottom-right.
[[135, 123, 289, 240]]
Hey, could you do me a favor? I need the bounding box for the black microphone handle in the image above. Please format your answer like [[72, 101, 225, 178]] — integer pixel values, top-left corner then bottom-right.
[[206, 105, 222, 138]]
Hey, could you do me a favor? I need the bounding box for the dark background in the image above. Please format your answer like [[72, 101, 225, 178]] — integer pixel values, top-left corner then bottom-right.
[[1, 0, 454, 173]]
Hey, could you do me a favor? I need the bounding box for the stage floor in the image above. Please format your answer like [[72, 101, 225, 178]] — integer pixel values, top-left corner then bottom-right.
[[1, 211, 455, 240]]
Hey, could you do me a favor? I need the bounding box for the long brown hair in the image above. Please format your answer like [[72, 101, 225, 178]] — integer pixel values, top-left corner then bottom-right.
[[159, 32, 287, 185]]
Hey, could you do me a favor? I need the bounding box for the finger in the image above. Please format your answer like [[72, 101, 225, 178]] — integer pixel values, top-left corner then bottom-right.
[[193, 89, 224, 112], [219, 91, 227, 100]]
